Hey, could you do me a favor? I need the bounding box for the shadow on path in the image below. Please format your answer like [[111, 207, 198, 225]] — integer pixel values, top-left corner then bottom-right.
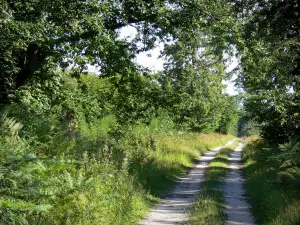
[[223, 142, 255, 225], [139, 140, 235, 225]]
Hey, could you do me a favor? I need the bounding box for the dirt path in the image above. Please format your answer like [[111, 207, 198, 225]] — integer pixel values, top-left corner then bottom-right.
[[139, 140, 235, 225], [223, 142, 255, 225]]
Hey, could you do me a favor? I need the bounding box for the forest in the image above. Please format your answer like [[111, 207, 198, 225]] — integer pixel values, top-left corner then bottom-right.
[[0, 0, 299, 225]]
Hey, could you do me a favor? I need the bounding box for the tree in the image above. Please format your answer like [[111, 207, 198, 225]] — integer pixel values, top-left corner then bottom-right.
[[0, 0, 233, 102], [157, 0, 235, 131], [217, 95, 239, 135], [232, 0, 300, 143]]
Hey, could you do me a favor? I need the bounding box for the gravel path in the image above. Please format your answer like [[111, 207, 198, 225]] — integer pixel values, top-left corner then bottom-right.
[[139, 140, 235, 225], [224, 142, 255, 225]]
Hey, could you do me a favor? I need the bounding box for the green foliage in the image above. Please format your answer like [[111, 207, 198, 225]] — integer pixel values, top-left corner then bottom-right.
[[160, 32, 230, 131], [243, 138, 300, 190], [0, 114, 143, 225], [148, 117, 174, 133], [0, 108, 233, 225], [232, 0, 300, 143], [0, 72, 235, 224], [0, 1, 242, 224], [238, 115, 261, 137], [242, 138, 300, 225], [274, 140, 300, 188], [0, 0, 234, 103], [217, 95, 239, 135]]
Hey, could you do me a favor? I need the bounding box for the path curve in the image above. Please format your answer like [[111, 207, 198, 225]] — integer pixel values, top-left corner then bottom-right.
[[139, 140, 235, 225], [224, 142, 255, 225]]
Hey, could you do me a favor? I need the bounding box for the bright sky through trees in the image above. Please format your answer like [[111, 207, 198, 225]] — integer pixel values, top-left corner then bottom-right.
[[118, 26, 239, 95]]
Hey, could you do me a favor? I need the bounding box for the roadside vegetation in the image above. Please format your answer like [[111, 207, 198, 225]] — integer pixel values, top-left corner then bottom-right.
[[188, 140, 240, 225], [235, 0, 300, 224], [242, 137, 300, 225], [0, 70, 236, 225], [0, 1, 240, 223], [1, 0, 299, 224], [0, 104, 233, 225]]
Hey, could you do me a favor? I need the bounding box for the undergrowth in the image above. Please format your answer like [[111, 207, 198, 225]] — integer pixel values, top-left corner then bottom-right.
[[0, 112, 233, 225], [242, 137, 300, 225], [188, 140, 239, 225]]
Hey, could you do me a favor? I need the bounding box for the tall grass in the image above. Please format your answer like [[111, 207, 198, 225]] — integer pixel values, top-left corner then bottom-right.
[[0, 113, 235, 225], [242, 137, 300, 225], [136, 132, 235, 196], [188, 140, 240, 225]]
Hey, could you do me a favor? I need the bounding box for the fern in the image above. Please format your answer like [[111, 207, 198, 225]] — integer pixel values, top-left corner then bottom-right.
[[0, 112, 23, 137], [275, 139, 300, 187]]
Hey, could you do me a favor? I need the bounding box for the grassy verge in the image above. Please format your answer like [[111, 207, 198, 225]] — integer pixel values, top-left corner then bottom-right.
[[187, 140, 240, 225], [0, 122, 234, 225], [130, 132, 235, 224], [242, 137, 300, 225], [140, 132, 235, 196]]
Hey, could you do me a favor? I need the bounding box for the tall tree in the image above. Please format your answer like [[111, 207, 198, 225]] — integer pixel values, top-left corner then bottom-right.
[[233, 0, 300, 143], [0, 0, 233, 102]]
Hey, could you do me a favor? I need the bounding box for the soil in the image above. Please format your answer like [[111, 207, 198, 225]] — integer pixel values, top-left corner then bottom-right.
[[139, 140, 235, 225], [223, 142, 255, 225]]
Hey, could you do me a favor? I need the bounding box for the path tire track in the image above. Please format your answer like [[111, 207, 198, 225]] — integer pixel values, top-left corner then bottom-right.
[[223, 142, 255, 225], [139, 140, 235, 225]]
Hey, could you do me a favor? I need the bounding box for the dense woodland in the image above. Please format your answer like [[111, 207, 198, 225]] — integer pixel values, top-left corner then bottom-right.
[[0, 0, 299, 224]]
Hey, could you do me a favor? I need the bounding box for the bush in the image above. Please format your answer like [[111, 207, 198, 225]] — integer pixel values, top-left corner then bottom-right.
[[0, 71, 236, 224], [242, 137, 300, 225]]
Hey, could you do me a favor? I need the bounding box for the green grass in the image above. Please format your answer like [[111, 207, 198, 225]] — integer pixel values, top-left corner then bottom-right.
[[187, 140, 240, 225], [242, 137, 300, 225], [132, 132, 235, 197], [0, 126, 234, 225], [127, 132, 235, 224]]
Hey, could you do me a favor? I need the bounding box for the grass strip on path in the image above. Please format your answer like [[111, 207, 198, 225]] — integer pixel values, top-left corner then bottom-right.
[[187, 140, 240, 225], [130, 133, 234, 225]]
